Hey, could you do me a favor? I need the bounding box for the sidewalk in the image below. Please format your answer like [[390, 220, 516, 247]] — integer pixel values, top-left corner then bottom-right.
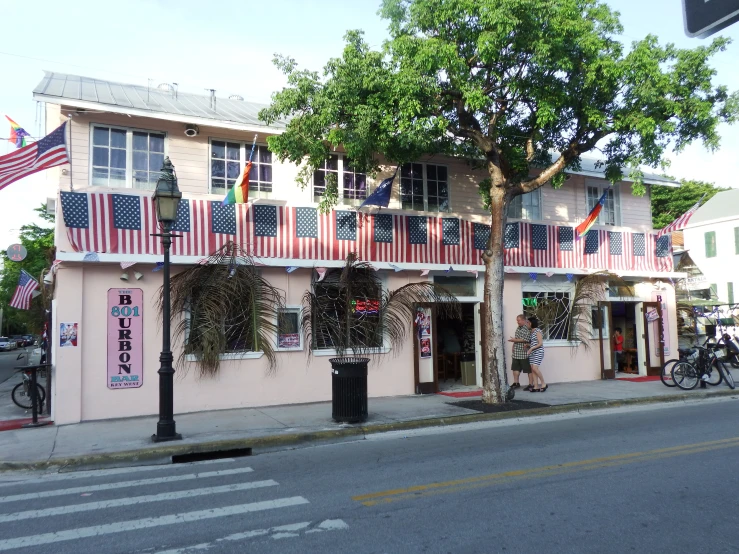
[[1, 378, 737, 471]]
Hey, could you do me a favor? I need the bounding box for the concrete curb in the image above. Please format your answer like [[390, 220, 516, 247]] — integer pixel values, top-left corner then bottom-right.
[[1, 389, 737, 472]]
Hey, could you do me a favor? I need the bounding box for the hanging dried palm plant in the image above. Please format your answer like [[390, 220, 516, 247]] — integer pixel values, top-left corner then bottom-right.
[[164, 242, 285, 378], [302, 253, 461, 358], [567, 271, 633, 346]]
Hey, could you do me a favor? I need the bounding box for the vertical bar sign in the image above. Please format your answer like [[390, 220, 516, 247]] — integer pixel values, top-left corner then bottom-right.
[[107, 288, 143, 389]]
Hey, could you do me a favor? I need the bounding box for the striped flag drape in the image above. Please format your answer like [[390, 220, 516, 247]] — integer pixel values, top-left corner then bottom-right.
[[58, 191, 672, 273]]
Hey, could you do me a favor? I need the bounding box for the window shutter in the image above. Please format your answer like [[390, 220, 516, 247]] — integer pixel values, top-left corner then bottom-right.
[[705, 231, 717, 258], [734, 227, 739, 255]]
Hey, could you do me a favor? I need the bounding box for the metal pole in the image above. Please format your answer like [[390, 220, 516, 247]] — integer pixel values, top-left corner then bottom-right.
[[153, 224, 181, 442]]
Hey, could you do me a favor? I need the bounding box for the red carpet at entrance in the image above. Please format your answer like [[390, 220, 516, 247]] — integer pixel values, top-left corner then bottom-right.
[[0, 418, 52, 432], [617, 375, 661, 382], [438, 390, 483, 398]]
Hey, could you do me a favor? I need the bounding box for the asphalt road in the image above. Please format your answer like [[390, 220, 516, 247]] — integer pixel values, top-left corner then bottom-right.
[[1, 398, 739, 553], [0, 348, 32, 385]]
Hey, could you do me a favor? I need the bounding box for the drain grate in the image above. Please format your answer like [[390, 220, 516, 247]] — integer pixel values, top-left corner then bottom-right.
[[172, 447, 252, 464]]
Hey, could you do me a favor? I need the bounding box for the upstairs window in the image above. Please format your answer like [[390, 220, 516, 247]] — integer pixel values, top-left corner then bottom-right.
[[400, 163, 450, 213], [586, 182, 619, 226], [313, 155, 367, 206], [508, 189, 542, 220], [705, 231, 717, 258], [91, 126, 165, 190], [210, 140, 273, 199]]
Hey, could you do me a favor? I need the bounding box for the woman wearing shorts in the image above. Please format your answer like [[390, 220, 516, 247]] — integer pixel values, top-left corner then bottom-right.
[[527, 317, 547, 392]]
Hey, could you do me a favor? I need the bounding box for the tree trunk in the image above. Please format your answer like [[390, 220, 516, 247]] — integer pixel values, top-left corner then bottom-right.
[[481, 186, 510, 404]]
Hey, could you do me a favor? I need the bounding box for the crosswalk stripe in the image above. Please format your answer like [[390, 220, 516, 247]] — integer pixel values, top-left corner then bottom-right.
[[0, 467, 254, 504], [0, 458, 237, 488], [154, 519, 349, 553], [0, 480, 278, 523], [0, 497, 310, 551]]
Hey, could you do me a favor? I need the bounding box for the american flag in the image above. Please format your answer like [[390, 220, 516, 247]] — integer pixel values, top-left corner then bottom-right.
[[505, 222, 531, 266], [656, 196, 705, 238], [0, 123, 69, 192], [59, 192, 670, 272], [531, 224, 558, 267], [9, 270, 39, 310]]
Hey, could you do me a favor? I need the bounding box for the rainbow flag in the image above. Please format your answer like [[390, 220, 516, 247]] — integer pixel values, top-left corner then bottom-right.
[[575, 187, 610, 239], [222, 161, 252, 204], [6, 115, 30, 148]]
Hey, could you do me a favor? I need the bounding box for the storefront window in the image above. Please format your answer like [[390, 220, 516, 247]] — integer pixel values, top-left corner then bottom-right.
[[277, 308, 302, 350], [433, 276, 476, 297], [522, 291, 572, 340]]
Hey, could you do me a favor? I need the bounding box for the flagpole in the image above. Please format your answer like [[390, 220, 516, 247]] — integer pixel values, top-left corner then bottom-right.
[[68, 116, 73, 191]]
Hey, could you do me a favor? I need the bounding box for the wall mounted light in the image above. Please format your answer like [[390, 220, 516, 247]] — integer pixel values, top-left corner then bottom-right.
[[120, 273, 129, 281], [134, 272, 143, 281]]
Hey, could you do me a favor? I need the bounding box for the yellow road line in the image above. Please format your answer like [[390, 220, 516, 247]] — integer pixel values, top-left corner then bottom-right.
[[353, 436, 739, 506]]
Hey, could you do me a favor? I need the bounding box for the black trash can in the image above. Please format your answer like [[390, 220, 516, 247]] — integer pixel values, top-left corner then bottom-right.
[[329, 357, 369, 423]]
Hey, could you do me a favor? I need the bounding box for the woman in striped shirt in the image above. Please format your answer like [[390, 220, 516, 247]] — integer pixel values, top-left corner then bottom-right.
[[527, 317, 548, 392]]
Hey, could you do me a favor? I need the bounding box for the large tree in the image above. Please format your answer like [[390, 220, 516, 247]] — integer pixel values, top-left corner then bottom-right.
[[260, 0, 738, 403], [0, 205, 54, 335], [651, 179, 727, 229]]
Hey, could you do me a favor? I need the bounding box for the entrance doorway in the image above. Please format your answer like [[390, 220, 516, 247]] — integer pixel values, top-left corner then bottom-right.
[[610, 302, 639, 375], [436, 304, 477, 391], [413, 302, 480, 394]]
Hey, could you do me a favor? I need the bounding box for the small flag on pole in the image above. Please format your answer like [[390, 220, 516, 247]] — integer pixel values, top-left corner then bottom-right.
[[9, 270, 39, 310], [6, 116, 30, 148], [656, 195, 706, 238], [222, 134, 258, 205], [359, 167, 399, 209], [576, 187, 610, 240]]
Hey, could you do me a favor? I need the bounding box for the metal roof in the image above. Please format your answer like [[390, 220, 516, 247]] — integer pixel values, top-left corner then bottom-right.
[[689, 188, 739, 224], [571, 157, 679, 187], [33, 71, 283, 130]]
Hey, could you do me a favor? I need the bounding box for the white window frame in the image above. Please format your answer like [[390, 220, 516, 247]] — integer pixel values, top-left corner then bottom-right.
[[522, 277, 577, 346], [89, 124, 167, 190], [311, 270, 391, 356], [312, 154, 368, 207], [182, 299, 265, 361], [508, 189, 542, 221], [399, 162, 451, 213], [585, 179, 621, 226], [208, 138, 274, 199], [275, 306, 303, 352]]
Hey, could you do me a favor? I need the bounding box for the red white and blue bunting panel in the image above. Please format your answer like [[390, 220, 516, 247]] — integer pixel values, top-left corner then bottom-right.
[[59, 192, 672, 271]]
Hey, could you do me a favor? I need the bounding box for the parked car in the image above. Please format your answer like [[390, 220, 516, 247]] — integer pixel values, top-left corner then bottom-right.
[[0, 337, 16, 351], [22, 335, 36, 346]]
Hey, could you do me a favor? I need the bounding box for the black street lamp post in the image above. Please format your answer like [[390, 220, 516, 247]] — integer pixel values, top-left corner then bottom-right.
[[152, 157, 183, 442]]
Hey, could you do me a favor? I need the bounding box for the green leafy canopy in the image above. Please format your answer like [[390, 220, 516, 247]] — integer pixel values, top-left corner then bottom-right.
[[260, 0, 738, 201], [651, 179, 727, 229]]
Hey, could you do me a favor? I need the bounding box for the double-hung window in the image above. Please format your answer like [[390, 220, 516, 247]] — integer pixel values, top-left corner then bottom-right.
[[91, 126, 165, 189], [508, 189, 542, 220], [210, 140, 273, 199], [400, 163, 450, 212], [313, 155, 367, 206], [586, 181, 619, 226]]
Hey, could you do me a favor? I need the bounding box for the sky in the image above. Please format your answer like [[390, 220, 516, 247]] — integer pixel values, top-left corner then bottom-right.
[[1, 0, 738, 249]]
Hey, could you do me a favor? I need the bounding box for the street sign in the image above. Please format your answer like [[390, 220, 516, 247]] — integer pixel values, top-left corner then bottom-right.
[[6, 244, 27, 262], [683, 0, 739, 38]]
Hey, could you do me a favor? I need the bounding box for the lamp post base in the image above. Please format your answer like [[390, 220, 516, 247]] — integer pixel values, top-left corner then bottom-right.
[[151, 432, 183, 443]]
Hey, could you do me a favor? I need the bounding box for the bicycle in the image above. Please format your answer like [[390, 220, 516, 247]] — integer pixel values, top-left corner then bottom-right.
[[11, 368, 46, 410], [671, 341, 735, 390], [661, 335, 722, 387]]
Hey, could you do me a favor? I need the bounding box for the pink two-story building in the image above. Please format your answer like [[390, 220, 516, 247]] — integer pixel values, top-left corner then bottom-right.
[[34, 72, 684, 424]]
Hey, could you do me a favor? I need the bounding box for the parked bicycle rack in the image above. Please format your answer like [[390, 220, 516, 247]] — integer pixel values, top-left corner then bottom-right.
[[14, 364, 52, 428]]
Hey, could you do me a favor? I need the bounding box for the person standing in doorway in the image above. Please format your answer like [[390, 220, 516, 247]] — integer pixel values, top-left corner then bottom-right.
[[613, 327, 624, 373], [508, 314, 532, 390], [527, 317, 547, 392]]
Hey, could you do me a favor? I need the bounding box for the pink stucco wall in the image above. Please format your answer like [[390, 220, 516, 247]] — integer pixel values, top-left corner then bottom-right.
[[52, 264, 421, 424]]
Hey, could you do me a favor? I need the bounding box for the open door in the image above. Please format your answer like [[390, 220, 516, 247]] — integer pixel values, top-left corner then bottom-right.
[[413, 304, 438, 394], [597, 301, 615, 379], [643, 301, 665, 376], [636, 302, 665, 376]]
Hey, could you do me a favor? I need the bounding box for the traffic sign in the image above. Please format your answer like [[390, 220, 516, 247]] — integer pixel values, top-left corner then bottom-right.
[[6, 244, 27, 262], [683, 0, 739, 38]]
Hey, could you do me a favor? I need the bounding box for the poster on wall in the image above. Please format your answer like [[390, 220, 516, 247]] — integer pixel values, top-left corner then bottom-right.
[[107, 288, 143, 389], [420, 338, 432, 359], [278, 333, 300, 349], [59, 323, 78, 347]]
